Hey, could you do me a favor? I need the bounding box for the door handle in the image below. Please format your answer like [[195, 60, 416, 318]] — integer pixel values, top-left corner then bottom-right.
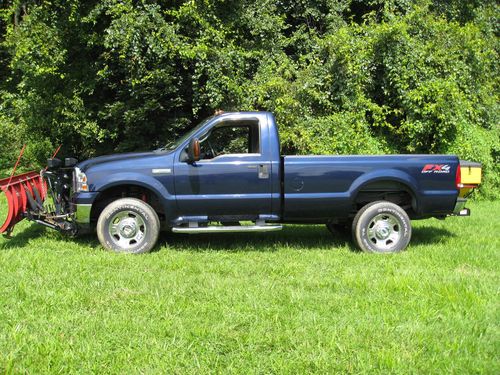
[[258, 164, 269, 179]]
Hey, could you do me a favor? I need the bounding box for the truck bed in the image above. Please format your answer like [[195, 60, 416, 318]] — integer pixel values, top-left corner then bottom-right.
[[283, 154, 460, 220]]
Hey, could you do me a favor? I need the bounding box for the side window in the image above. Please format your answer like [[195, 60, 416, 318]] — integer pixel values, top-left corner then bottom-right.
[[200, 121, 259, 160]]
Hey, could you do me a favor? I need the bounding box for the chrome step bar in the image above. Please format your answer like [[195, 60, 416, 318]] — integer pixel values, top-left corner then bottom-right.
[[172, 224, 283, 234]]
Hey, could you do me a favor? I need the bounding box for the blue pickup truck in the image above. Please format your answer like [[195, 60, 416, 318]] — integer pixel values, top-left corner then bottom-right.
[[13, 111, 479, 253]]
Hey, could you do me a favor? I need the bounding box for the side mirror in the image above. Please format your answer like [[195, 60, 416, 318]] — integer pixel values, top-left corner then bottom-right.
[[187, 138, 201, 163]]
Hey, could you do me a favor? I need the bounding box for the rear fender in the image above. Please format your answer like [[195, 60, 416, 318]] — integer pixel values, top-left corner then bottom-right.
[[349, 169, 419, 205]]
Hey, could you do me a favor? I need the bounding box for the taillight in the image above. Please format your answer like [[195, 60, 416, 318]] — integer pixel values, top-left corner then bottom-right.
[[456, 164, 462, 189]]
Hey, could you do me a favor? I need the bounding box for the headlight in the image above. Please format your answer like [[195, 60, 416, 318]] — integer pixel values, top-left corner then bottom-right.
[[74, 167, 89, 192]]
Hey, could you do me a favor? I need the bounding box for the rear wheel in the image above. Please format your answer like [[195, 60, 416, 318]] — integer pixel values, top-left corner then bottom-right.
[[97, 198, 160, 254], [352, 201, 411, 253]]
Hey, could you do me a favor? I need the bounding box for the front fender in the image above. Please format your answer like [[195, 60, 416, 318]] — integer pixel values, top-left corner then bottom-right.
[[91, 172, 175, 218]]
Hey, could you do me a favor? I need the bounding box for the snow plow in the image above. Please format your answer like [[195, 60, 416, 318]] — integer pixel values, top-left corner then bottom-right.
[[0, 147, 78, 237], [0, 171, 47, 235]]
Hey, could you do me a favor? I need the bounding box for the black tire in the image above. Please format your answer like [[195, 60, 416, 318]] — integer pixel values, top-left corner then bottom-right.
[[352, 201, 411, 253], [96, 198, 160, 254]]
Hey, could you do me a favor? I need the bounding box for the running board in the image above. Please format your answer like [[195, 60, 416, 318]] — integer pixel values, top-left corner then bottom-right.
[[172, 225, 283, 234]]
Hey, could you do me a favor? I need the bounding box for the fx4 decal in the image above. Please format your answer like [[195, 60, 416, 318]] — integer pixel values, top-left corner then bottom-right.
[[421, 164, 451, 174]]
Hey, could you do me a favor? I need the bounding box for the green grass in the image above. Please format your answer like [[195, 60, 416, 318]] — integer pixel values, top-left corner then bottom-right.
[[0, 199, 498, 374]]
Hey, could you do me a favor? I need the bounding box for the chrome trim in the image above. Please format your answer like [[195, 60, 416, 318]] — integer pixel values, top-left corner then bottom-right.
[[152, 168, 172, 175], [258, 164, 269, 179], [108, 210, 146, 250], [195, 153, 262, 163], [75, 204, 92, 224], [172, 224, 283, 234], [366, 213, 402, 251]]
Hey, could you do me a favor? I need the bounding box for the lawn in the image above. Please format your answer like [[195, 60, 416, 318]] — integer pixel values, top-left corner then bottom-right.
[[0, 198, 498, 374]]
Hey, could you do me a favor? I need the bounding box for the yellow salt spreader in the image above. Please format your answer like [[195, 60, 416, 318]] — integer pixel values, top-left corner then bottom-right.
[[454, 160, 482, 216]]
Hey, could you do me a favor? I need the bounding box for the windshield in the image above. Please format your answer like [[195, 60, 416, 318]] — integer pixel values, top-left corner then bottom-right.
[[156, 116, 214, 152]]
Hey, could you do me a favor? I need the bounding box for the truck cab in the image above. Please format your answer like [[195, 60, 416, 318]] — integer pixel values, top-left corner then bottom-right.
[[172, 112, 281, 221]]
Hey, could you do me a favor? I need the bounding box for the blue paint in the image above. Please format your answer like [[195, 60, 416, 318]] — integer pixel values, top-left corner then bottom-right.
[[75, 111, 460, 226]]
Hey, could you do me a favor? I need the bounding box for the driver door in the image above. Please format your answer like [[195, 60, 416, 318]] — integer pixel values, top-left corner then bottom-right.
[[173, 119, 272, 218]]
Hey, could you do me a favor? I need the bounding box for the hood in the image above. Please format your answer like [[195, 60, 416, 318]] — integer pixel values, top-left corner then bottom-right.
[[77, 151, 160, 172]]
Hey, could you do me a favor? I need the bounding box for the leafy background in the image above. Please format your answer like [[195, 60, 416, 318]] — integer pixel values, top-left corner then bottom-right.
[[0, 0, 498, 197]]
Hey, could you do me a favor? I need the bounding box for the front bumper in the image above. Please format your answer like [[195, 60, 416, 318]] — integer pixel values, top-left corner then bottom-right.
[[72, 192, 99, 225], [75, 203, 92, 224]]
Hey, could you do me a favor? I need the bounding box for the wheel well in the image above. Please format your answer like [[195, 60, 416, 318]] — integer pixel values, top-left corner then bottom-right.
[[90, 185, 165, 224], [354, 181, 416, 216]]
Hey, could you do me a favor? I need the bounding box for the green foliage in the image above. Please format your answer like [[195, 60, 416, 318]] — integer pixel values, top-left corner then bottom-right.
[[0, 0, 498, 197], [0, 115, 23, 177]]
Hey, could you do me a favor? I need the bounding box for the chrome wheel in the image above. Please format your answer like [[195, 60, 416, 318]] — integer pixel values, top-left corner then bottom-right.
[[108, 210, 146, 251], [366, 213, 402, 251]]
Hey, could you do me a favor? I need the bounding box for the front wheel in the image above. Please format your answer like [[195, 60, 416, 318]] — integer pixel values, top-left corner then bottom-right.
[[352, 201, 411, 253], [97, 198, 160, 254]]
